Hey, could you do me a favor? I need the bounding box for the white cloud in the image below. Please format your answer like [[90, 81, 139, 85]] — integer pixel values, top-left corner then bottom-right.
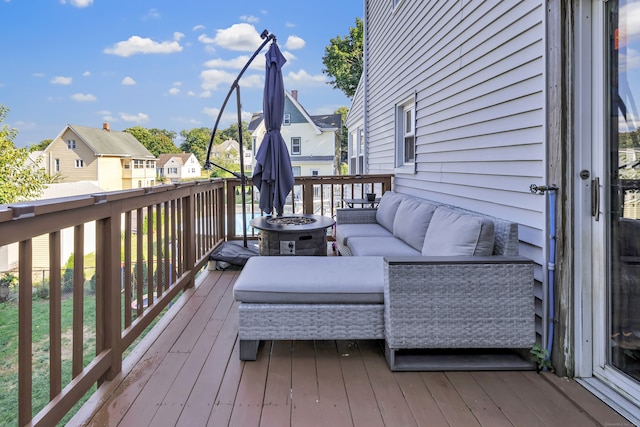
[[174, 32, 185, 41], [285, 35, 305, 50], [202, 107, 252, 126], [32, 72, 45, 78], [70, 93, 96, 102], [104, 35, 183, 57], [200, 69, 262, 91], [621, 2, 640, 41], [82, 71, 91, 77], [122, 76, 136, 85], [144, 8, 160, 20], [282, 51, 297, 63], [285, 22, 296, 28], [119, 112, 149, 123], [200, 23, 263, 51], [51, 76, 73, 85], [60, 0, 93, 8], [193, 25, 205, 32], [240, 15, 259, 24], [168, 87, 180, 95], [202, 55, 263, 71], [284, 69, 327, 86]]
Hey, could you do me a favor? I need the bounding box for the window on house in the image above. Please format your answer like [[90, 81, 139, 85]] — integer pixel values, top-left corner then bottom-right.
[[146, 160, 154, 168], [74, 159, 84, 168], [311, 169, 319, 177], [134, 160, 144, 169], [283, 113, 291, 126], [67, 140, 76, 149], [168, 167, 178, 174], [157, 168, 164, 175], [292, 166, 301, 176], [291, 137, 301, 155], [138, 180, 142, 188], [54, 158, 60, 172], [396, 96, 416, 168]]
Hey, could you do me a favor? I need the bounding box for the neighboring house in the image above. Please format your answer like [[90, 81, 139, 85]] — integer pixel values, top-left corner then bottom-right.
[[348, 0, 640, 421], [157, 153, 202, 183], [43, 123, 157, 191], [249, 90, 341, 178]]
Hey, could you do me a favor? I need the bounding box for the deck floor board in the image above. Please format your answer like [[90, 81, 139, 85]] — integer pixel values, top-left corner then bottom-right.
[[75, 267, 633, 427]]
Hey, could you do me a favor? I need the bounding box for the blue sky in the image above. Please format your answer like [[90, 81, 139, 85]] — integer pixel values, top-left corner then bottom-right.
[[0, 0, 363, 147]]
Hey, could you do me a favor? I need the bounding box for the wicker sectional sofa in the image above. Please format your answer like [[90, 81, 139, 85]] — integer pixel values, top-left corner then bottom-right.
[[234, 191, 536, 370]]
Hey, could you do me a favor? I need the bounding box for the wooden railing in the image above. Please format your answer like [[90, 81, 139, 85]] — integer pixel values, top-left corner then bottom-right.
[[0, 174, 392, 426], [0, 180, 225, 426], [225, 174, 393, 239]]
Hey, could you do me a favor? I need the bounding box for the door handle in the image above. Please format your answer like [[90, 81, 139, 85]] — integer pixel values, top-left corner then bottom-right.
[[591, 177, 600, 221]]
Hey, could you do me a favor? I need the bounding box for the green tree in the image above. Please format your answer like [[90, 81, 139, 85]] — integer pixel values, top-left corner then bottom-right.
[[335, 106, 349, 173], [0, 106, 48, 204], [322, 18, 364, 98], [218, 121, 252, 150], [179, 127, 216, 165], [28, 139, 52, 152], [124, 126, 180, 157]]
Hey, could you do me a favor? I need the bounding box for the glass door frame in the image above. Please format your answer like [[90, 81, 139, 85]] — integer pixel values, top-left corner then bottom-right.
[[574, 0, 640, 418]]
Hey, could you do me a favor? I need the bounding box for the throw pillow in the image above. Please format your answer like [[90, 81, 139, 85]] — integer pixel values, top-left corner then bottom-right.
[[422, 207, 495, 256]]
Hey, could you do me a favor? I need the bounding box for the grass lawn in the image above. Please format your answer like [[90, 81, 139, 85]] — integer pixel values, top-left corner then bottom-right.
[[0, 290, 166, 426]]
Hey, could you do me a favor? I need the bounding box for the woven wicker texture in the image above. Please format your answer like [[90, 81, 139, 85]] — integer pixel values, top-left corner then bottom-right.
[[239, 303, 384, 340], [384, 261, 535, 349]]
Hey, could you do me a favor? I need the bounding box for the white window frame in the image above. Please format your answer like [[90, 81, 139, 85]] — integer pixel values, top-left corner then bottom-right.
[[54, 158, 60, 172], [74, 159, 84, 168], [291, 137, 301, 155], [395, 94, 416, 173], [67, 140, 76, 149], [311, 169, 319, 177], [283, 113, 291, 126]]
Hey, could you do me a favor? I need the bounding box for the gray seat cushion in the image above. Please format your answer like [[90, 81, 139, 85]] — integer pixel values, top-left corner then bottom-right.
[[348, 236, 421, 256], [233, 256, 385, 304], [335, 223, 393, 246]]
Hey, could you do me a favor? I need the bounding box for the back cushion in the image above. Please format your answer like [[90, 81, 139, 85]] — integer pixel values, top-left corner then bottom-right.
[[392, 199, 437, 251], [422, 207, 495, 256], [375, 191, 403, 232]]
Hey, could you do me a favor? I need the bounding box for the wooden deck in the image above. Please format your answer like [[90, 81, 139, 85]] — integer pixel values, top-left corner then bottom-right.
[[72, 261, 632, 426]]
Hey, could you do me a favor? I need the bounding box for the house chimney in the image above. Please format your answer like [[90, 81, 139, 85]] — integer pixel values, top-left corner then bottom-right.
[[103, 122, 110, 132], [291, 90, 298, 101]]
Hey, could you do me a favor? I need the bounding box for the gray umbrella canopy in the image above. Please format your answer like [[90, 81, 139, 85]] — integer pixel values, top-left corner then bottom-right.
[[252, 42, 295, 216]]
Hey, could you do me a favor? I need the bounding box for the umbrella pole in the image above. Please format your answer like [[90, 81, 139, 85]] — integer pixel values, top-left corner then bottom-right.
[[236, 86, 248, 248]]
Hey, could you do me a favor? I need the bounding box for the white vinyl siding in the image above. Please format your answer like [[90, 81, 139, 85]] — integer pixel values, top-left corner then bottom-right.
[[364, 0, 546, 336], [365, 0, 545, 225]]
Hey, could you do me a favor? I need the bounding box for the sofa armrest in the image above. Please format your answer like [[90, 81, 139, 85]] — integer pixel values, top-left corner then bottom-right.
[[383, 256, 535, 350], [336, 208, 378, 224]]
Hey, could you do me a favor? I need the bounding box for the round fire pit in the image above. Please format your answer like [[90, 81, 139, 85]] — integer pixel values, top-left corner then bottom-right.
[[250, 214, 335, 256]]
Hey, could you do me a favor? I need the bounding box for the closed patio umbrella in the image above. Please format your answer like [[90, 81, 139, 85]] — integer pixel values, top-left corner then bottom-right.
[[252, 42, 294, 216]]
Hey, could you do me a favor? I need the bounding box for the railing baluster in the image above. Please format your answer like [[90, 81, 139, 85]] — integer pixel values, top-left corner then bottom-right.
[[73, 224, 85, 377], [50, 231, 62, 398], [18, 239, 33, 426]]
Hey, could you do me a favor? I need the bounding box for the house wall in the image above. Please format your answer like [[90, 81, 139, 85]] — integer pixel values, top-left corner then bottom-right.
[[365, 0, 546, 254], [97, 157, 124, 191], [363, 0, 547, 338], [46, 129, 98, 182]]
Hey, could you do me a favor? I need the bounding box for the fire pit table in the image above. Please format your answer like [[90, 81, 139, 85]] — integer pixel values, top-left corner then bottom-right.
[[250, 214, 335, 256]]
